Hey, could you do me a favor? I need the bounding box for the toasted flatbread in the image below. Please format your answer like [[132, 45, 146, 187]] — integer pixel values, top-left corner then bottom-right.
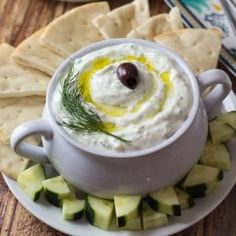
[[0, 96, 45, 144], [93, 0, 150, 39], [127, 7, 183, 40], [11, 28, 64, 76], [0, 142, 29, 180], [40, 2, 110, 57], [0, 43, 49, 98], [155, 28, 223, 74]]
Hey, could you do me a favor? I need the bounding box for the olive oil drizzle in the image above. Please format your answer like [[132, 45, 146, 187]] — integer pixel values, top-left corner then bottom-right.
[[78, 56, 173, 123], [58, 64, 129, 142], [159, 71, 173, 112]]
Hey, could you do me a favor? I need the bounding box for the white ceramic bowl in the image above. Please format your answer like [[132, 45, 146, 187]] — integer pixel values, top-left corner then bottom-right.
[[10, 39, 231, 198]]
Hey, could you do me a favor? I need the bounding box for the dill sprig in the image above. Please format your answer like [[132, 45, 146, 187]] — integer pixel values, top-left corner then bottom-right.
[[57, 64, 130, 143]]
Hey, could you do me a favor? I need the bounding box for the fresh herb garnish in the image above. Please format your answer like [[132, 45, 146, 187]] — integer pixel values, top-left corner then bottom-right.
[[57, 64, 130, 143]]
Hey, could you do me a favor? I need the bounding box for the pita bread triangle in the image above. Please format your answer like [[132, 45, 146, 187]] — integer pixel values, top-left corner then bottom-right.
[[11, 28, 64, 76], [127, 7, 184, 40], [0, 96, 45, 145], [93, 0, 150, 39], [155, 28, 223, 74], [0, 43, 49, 98], [40, 2, 110, 57], [0, 142, 29, 180]]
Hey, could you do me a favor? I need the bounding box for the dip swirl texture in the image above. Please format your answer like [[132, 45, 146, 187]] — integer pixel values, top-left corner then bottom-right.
[[53, 44, 192, 152]]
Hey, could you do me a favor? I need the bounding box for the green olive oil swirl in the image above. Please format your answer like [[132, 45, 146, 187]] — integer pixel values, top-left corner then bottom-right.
[[58, 64, 130, 143]]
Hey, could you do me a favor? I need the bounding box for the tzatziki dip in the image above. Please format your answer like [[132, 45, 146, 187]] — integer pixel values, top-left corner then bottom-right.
[[52, 43, 192, 153]]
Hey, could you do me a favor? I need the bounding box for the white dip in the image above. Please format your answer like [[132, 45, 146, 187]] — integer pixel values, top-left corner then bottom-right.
[[52, 44, 192, 153]]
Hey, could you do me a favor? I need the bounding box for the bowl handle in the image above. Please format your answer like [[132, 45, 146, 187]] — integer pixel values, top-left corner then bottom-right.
[[197, 69, 232, 117], [10, 120, 53, 164]]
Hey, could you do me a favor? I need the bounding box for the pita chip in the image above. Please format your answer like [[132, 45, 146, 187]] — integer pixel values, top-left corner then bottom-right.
[[0, 142, 29, 180], [155, 28, 223, 74], [40, 2, 110, 57], [0, 43, 49, 98], [0, 96, 45, 144], [93, 0, 150, 39], [127, 7, 183, 40], [11, 28, 64, 76]]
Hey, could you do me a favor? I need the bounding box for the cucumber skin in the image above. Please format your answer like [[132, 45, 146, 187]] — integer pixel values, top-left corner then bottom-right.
[[86, 199, 114, 229], [175, 188, 195, 209], [170, 205, 181, 216], [184, 171, 223, 198], [117, 201, 142, 228], [64, 210, 84, 221], [33, 190, 42, 202], [142, 202, 169, 230], [188, 197, 195, 208], [45, 189, 58, 200], [17, 164, 46, 201], [147, 196, 181, 216], [147, 196, 158, 212], [86, 199, 95, 225], [44, 181, 75, 207], [184, 184, 207, 198], [117, 215, 142, 230], [117, 216, 126, 228], [45, 190, 63, 207], [73, 211, 84, 220], [218, 170, 224, 181]]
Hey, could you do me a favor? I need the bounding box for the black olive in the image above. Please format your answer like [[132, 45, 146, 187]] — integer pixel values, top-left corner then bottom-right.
[[116, 62, 140, 89]]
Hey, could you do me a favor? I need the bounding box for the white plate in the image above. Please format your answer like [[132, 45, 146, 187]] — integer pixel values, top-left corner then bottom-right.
[[3, 91, 236, 236]]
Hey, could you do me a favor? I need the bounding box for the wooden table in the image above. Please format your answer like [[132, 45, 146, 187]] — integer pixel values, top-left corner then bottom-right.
[[0, 0, 236, 235]]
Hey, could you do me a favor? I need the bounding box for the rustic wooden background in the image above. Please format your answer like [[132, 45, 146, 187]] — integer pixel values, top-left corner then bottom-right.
[[0, 0, 236, 235]]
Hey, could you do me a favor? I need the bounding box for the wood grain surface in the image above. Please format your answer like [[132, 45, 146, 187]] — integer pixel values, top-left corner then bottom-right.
[[0, 0, 236, 235]]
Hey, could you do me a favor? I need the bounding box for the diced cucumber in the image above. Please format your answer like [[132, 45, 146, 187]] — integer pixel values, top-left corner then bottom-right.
[[199, 141, 230, 170], [148, 186, 181, 216], [110, 214, 141, 231], [142, 201, 168, 230], [216, 111, 236, 130], [174, 187, 194, 209], [62, 199, 85, 220], [46, 191, 75, 208], [45, 192, 63, 207], [114, 195, 142, 230], [182, 164, 223, 198], [17, 164, 46, 201], [209, 120, 235, 144], [121, 216, 142, 230], [42, 176, 71, 199], [86, 195, 114, 230], [42, 176, 71, 207]]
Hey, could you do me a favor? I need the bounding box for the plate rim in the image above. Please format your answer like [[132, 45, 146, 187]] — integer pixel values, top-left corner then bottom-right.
[[3, 91, 236, 236]]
